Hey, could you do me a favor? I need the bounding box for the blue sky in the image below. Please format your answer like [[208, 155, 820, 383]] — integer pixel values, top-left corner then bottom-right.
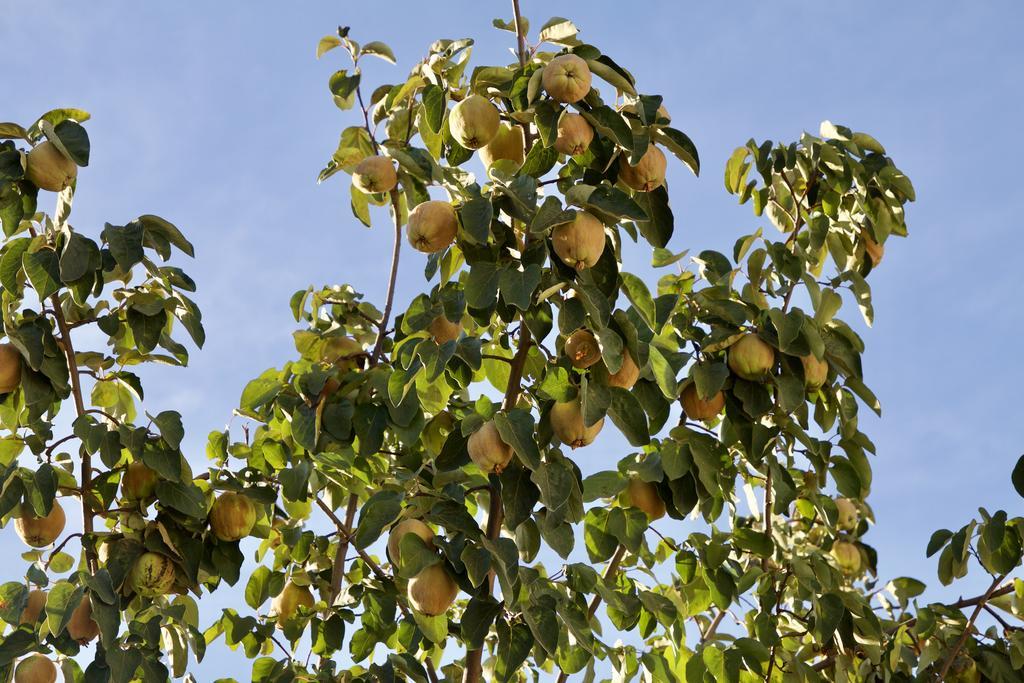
[[4, 0, 1023, 678]]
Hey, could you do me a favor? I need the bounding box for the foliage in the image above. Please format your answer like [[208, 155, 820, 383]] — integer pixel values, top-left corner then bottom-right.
[[1, 6, 1023, 683]]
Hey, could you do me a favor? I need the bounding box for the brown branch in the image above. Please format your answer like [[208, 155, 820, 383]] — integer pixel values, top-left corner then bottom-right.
[[50, 292, 97, 573], [327, 493, 359, 603], [463, 328, 532, 683], [315, 496, 439, 682], [936, 574, 1006, 681], [700, 609, 727, 644], [370, 189, 403, 364], [555, 545, 628, 683], [811, 580, 1018, 673]]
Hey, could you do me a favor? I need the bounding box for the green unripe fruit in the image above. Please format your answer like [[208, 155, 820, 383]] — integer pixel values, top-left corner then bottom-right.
[[727, 334, 775, 381], [209, 492, 258, 542], [449, 95, 500, 149], [129, 552, 177, 597]]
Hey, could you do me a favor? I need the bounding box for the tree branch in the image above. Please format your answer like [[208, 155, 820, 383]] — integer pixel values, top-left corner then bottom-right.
[[555, 544, 628, 683], [315, 496, 439, 682], [936, 573, 1007, 681], [370, 189, 403, 364]]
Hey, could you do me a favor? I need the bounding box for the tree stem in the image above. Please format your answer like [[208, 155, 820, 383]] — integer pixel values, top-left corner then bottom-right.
[[462, 7, 533, 680], [51, 290, 95, 572]]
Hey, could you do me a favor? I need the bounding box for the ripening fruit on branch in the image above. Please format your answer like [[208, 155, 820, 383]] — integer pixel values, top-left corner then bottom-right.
[[467, 420, 514, 474], [727, 334, 775, 381], [15, 501, 66, 548], [800, 353, 829, 390], [407, 200, 458, 253], [209, 492, 258, 542], [618, 145, 667, 192], [550, 398, 603, 449], [625, 479, 665, 520], [479, 123, 525, 170], [351, 155, 398, 194], [19, 589, 46, 625], [946, 658, 981, 683], [0, 343, 22, 393], [122, 461, 159, 502], [551, 211, 605, 270], [680, 383, 725, 421], [553, 112, 594, 156], [13, 654, 56, 683], [66, 595, 100, 644], [128, 552, 176, 598], [25, 141, 77, 192], [603, 351, 640, 389], [271, 581, 314, 628], [407, 562, 459, 616], [449, 94, 500, 149], [830, 540, 862, 575], [428, 315, 462, 344], [387, 518, 434, 566], [835, 497, 859, 531], [563, 329, 601, 369], [542, 54, 592, 103]]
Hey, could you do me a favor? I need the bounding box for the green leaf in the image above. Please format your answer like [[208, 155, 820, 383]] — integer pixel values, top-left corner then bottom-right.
[[461, 596, 501, 649], [422, 85, 446, 134], [691, 362, 728, 400], [582, 470, 625, 502], [239, 370, 283, 413], [519, 144, 558, 178], [459, 196, 492, 244], [494, 620, 534, 683], [524, 604, 559, 656], [634, 186, 674, 249], [59, 231, 99, 283], [465, 261, 501, 309], [361, 41, 396, 63], [620, 273, 656, 329], [22, 249, 61, 300], [397, 534, 442, 579], [156, 480, 206, 519], [584, 106, 632, 150], [646, 346, 678, 399], [498, 263, 541, 311], [352, 490, 403, 549], [0, 583, 27, 623], [655, 127, 700, 176], [103, 222, 145, 272], [1012, 455, 1024, 499], [316, 35, 342, 59], [153, 411, 184, 449], [137, 214, 195, 259], [493, 409, 542, 470], [531, 456, 583, 527], [606, 387, 649, 446], [52, 120, 90, 166], [499, 463, 540, 530]]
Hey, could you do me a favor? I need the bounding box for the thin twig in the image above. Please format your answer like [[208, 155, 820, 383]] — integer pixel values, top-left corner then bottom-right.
[[44, 533, 83, 569]]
